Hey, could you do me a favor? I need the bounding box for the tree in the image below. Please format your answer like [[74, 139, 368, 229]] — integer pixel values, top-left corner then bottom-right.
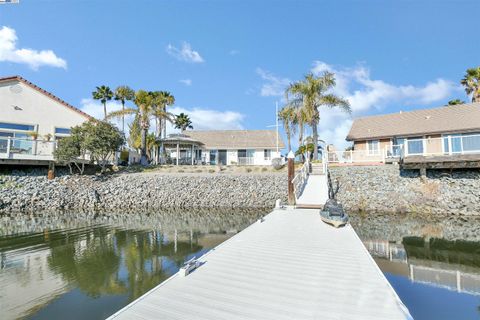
[[82, 120, 125, 172], [285, 72, 350, 160], [447, 99, 466, 106], [128, 113, 142, 149], [108, 90, 153, 165], [157, 91, 175, 139], [54, 120, 124, 173], [461, 67, 480, 103], [278, 106, 297, 152], [114, 86, 135, 133], [174, 113, 193, 133], [54, 126, 88, 174], [150, 91, 175, 138], [92, 85, 114, 119]]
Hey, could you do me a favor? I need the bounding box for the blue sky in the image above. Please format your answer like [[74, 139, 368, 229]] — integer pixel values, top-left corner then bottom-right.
[[0, 0, 478, 150]]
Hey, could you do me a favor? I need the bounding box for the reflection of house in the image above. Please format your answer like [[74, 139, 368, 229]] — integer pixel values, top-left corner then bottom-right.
[[336, 103, 480, 166], [0, 248, 68, 319], [0, 76, 90, 165], [159, 130, 284, 165], [365, 239, 480, 296]]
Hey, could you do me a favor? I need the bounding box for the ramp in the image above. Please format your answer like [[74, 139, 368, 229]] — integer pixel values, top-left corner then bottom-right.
[[107, 209, 412, 320]]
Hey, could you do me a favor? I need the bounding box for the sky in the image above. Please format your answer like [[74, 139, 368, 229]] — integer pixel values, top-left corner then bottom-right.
[[0, 0, 478, 151]]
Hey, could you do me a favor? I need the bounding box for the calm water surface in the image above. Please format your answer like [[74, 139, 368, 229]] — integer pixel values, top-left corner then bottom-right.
[[0, 209, 265, 320], [1, 210, 480, 320]]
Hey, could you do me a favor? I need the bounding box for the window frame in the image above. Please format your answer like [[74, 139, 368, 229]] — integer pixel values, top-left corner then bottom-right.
[[367, 140, 380, 155]]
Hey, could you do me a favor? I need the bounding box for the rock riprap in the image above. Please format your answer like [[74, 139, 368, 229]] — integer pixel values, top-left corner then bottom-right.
[[330, 165, 480, 215], [0, 172, 288, 213]]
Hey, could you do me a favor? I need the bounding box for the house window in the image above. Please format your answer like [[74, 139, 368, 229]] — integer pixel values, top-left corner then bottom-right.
[[367, 140, 379, 155], [264, 149, 271, 160], [0, 122, 35, 131], [55, 127, 71, 135], [406, 137, 424, 155]]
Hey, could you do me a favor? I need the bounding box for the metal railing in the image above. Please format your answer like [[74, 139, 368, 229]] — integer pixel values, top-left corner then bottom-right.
[[292, 159, 310, 200], [0, 137, 56, 159], [237, 157, 254, 165], [327, 150, 386, 164]]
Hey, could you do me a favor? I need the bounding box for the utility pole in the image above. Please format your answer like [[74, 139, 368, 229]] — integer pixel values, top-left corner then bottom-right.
[[267, 101, 280, 155]]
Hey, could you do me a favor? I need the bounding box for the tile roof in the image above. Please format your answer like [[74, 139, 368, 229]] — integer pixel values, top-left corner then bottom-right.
[[347, 103, 480, 141], [0, 75, 92, 119], [185, 130, 285, 149]]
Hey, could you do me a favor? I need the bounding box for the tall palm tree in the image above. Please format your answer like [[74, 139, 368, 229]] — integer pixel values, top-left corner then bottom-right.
[[108, 90, 153, 165], [150, 91, 175, 138], [174, 113, 193, 133], [156, 91, 175, 139], [92, 85, 113, 119], [285, 72, 350, 160], [114, 86, 135, 133], [461, 67, 480, 103], [278, 106, 296, 152]]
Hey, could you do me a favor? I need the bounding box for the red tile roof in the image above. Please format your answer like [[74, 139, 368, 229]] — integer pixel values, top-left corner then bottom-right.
[[0, 75, 92, 119]]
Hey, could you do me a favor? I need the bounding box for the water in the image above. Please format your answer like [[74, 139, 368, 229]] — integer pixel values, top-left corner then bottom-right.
[[1, 210, 480, 320], [351, 214, 480, 320], [0, 209, 266, 320]]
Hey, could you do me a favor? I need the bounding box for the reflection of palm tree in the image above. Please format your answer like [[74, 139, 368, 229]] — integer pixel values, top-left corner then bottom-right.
[[48, 228, 127, 297]]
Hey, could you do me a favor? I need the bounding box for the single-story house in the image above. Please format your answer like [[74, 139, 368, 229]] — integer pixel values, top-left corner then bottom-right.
[[0, 75, 91, 165], [343, 103, 480, 163], [158, 130, 284, 165]]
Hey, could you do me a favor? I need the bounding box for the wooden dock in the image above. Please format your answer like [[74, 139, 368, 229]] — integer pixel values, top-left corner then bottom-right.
[[107, 209, 412, 320]]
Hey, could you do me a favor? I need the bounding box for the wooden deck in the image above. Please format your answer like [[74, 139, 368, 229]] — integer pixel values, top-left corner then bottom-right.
[[107, 209, 412, 320], [401, 153, 480, 170]]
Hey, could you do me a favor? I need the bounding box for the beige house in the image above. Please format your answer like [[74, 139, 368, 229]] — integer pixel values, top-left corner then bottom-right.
[[339, 103, 480, 164], [159, 130, 284, 165], [0, 76, 90, 165]]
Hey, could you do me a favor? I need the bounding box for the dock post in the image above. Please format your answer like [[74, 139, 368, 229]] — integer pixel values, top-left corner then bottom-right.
[[287, 151, 295, 205], [47, 161, 55, 180]]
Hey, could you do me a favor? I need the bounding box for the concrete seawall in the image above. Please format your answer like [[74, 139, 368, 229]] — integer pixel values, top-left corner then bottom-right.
[[330, 165, 480, 215]]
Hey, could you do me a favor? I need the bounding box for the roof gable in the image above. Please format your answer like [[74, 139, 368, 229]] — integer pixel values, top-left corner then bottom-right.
[[0, 75, 91, 119], [347, 103, 480, 141]]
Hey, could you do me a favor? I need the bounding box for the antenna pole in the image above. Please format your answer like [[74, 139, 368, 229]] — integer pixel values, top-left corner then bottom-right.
[[276, 101, 279, 154]]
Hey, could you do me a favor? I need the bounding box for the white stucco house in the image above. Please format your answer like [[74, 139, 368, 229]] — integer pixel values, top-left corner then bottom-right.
[[158, 130, 284, 166], [0, 75, 90, 165]]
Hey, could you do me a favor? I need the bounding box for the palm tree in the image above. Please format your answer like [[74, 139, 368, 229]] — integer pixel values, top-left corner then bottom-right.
[[447, 99, 466, 106], [150, 91, 175, 138], [108, 90, 153, 165], [174, 113, 193, 133], [114, 86, 135, 133], [461, 67, 480, 103], [278, 106, 297, 152], [285, 72, 350, 160], [158, 91, 175, 139], [92, 85, 113, 119]]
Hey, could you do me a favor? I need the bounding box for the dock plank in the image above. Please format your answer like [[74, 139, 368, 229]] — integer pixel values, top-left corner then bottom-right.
[[107, 209, 412, 320]]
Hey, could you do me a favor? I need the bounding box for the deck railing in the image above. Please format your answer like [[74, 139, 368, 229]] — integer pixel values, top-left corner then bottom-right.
[[237, 157, 254, 165], [327, 150, 385, 164], [0, 137, 57, 159]]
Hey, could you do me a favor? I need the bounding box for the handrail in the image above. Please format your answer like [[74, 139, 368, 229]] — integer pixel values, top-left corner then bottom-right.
[[292, 159, 310, 200]]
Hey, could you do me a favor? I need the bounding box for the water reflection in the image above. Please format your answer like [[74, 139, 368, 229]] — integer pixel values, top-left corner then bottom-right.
[[0, 209, 265, 320], [352, 214, 480, 320]]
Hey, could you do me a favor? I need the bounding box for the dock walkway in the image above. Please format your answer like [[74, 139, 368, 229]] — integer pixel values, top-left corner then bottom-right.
[[108, 209, 412, 320]]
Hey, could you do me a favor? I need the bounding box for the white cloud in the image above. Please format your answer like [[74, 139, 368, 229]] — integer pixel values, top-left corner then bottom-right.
[[286, 61, 461, 151], [179, 79, 192, 86], [256, 68, 290, 97], [0, 26, 67, 70], [166, 42, 204, 63], [168, 106, 245, 132], [229, 49, 240, 56]]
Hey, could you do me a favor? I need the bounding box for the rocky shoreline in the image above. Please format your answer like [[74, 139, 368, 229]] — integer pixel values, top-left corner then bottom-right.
[[0, 172, 287, 213], [330, 165, 480, 215]]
